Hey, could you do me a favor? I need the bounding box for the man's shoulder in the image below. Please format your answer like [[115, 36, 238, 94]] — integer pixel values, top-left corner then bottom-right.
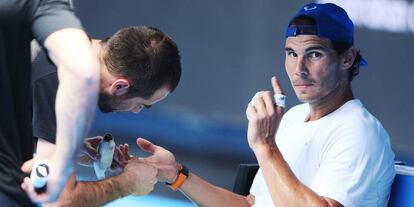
[[332, 99, 384, 132], [0, 0, 39, 18], [324, 100, 391, 151]]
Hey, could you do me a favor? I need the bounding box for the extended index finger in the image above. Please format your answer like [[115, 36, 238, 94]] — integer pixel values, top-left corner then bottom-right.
[[271, 76, 284, 95]]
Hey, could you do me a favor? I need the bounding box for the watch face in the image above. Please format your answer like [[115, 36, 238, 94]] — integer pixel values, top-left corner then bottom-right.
[[181, 165, 189, 176]]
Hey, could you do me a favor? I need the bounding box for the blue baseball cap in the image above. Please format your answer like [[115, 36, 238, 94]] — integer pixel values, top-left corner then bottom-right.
[[285, 3, 368, 67]]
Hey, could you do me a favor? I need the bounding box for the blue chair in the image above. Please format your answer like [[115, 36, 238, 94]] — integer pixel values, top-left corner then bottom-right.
[[388, 164, 414, 207], [232, 164, 259, 196]]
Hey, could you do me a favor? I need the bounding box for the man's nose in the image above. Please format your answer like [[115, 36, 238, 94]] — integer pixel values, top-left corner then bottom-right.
[[295, 56, 308, 78]]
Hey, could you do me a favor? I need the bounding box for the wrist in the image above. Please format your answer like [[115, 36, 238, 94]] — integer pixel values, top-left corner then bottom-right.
[[166, 164, 189, 191], [113, 172, 133, 197], [165, 163, 180, 183], [50, 155, 75, 178], [252, 142, 279, 159]]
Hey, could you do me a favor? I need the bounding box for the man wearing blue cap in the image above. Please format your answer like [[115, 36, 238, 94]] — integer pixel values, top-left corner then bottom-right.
[[128, 2, 395, 207], [246, 3, 395, 206]]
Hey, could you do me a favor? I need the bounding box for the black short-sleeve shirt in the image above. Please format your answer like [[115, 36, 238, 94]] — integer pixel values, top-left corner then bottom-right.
[[32, 50, 59, 144], [0, 1, 81, 206]]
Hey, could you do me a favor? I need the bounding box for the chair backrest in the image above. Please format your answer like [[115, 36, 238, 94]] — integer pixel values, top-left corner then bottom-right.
[[232, 164, 259, 196], [387, 164, 414, 207]]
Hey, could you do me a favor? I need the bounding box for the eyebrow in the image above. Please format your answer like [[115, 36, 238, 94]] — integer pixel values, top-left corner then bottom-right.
[[285, 47, 294, 52], [305, 46, 328, 52], [285, 46, 329, 52]]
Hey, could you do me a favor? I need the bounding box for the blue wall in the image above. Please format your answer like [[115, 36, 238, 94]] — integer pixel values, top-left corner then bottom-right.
[[77, 0, 414, 164]]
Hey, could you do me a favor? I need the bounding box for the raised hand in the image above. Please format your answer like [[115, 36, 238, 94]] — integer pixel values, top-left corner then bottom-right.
[[246, 76, 285, 153]]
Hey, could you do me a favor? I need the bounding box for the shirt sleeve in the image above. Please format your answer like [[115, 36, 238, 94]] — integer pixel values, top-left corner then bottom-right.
[[32, 50, 58, 144], [31, 0, 83, 45]]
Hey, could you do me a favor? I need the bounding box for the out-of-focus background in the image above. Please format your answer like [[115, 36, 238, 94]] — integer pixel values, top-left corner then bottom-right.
[[68, 0, 413, 206]]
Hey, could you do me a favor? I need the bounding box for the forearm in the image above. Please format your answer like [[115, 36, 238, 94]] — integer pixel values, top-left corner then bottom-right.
[[36, 138, 131, 207], [53, 75, 98, 171], [45, 28, 100, 175], [180, 172, 251, 207], [48, 174, 128, 207], [254, 145, 337, 207]]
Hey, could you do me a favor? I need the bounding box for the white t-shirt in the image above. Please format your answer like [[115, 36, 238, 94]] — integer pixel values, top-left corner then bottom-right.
[[250, 99, 395, 207]]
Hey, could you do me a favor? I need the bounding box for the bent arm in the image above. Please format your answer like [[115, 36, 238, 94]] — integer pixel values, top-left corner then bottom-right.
[[42, 174, 129, 207], [246, 78, 342, 207], [43, 28, 100, 177], [135, 138, 252, 207], [36, 139, 148, 207], [254, 145, 342, 207], [179, 172, 252, 207]]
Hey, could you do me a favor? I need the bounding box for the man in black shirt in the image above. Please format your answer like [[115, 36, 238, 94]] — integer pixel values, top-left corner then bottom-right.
[[0, 0, 100, 206], [29, 26, 182, 206]]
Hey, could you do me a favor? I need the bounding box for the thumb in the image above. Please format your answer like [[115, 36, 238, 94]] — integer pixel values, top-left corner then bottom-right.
[[136, 137, 157, 154], [21, 159, 34, 173]]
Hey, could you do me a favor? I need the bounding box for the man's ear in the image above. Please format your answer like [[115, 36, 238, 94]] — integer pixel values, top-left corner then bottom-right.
[[341, 47, 357, 70], [110, 79, 130, 96]]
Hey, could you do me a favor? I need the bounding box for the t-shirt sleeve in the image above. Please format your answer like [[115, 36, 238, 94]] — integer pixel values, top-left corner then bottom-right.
[[31, 0, 83, 45], [32, 50, 58, 144]]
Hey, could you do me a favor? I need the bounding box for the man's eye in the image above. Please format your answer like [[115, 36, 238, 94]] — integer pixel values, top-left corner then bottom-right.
[[308, 52, 322, 59], [287, 51, 297, 57]]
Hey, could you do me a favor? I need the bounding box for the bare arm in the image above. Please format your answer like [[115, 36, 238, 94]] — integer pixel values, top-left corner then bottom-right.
[[48, 159, 156, 207], [27, 139, 157, 207], [253, 145, 341, 207], [179, 172, 251, 207], [45, 174, 129, 207], [246, 77, 342, 207], [22, 161, 156, 207], [44, 28, 100, 176], [136, 138, 252, 207], [23, 28, 100, 202]]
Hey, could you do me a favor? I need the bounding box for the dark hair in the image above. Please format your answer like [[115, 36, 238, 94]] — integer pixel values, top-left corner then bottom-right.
[[102, 26, 181, 99], [289, 16, 362, 82]]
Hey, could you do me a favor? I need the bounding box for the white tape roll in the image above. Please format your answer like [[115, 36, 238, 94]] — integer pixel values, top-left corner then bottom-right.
[[93, 134, 115, 180], [30, 160, 50, 190], [274, 94, 286, 108]]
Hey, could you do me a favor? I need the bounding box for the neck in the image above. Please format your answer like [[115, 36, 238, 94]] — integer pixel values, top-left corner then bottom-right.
[[307, 82, 354, 121]]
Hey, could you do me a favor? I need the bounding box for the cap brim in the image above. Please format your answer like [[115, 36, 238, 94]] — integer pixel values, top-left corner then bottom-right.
[[359, 58, 368, 67]]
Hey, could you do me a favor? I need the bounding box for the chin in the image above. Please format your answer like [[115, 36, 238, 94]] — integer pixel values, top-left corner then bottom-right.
[[296, 94, 315, 103], [295, 92, 308, 102]]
